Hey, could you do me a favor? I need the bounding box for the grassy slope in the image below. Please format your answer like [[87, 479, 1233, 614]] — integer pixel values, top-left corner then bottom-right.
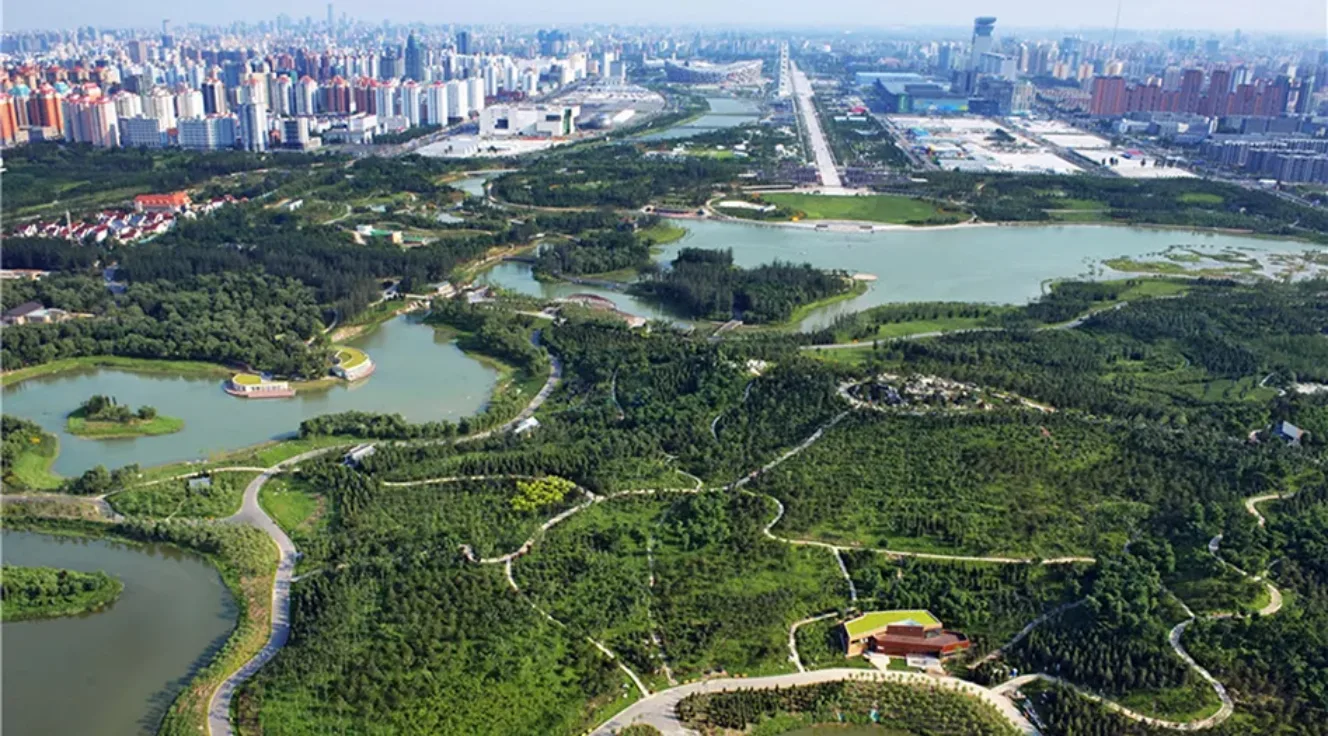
[[761, 193, 962, 224], [8, 429, 63, 490]]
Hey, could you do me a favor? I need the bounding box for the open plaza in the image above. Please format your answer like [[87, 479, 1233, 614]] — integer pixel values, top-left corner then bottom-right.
[[891, 115, 1081, 174], [1009, 118, 1197, 179]]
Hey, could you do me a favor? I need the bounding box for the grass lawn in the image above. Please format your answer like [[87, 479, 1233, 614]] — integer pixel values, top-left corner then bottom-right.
[[783, 281, 869, 327], [868, 316, 992, 339], [260, 475, 323, 533], [7, 430, 63, 490], [2, 355, 231, 388], [66, 411, 184, 439], [1178, 192, 1224, 205], [1116, 681, 1223, 723], [761, 193, 965, 225], [1048, 210, 1110, 222], [640, 222, 688, 245], [803, 345, 882, 366]]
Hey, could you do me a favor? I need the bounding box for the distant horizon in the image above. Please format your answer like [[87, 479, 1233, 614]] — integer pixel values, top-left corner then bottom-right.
[[4, 1, 1325, 37]]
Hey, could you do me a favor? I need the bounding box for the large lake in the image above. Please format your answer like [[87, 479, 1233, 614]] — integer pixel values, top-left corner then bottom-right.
[[1, 531, 236, 736], [479, 220, 1321, 330], [2, 315, 498, 477]]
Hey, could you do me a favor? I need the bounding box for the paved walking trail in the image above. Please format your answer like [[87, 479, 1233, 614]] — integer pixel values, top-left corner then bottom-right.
[[205, 447, 340, 736], [591, 668, 1037, 736]]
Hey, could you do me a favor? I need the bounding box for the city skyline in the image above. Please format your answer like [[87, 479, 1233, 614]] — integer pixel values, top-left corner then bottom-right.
[[5, 0, 1327, 35]]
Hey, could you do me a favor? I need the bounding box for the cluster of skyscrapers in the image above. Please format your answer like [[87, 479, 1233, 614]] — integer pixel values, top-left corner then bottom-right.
[[0, 27, 627, 150]]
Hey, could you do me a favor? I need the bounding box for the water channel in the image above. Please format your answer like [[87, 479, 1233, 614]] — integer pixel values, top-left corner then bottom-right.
[[639, 97, 763, 141], [1, 531, 236, 736], [478, 220, 1321, 330], [1, 315, 498, 477]]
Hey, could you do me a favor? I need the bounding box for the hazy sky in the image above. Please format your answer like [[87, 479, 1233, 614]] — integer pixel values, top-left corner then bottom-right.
[[5, 0, 1327, 35]]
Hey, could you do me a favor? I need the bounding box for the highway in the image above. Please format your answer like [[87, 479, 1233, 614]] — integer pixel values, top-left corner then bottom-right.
[[790, 63, 843, 190]]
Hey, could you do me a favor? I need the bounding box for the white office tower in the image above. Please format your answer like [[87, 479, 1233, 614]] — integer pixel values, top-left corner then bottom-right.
[[401, 81, 422, 126], [446, 79, 468, 120], [238, 102, 268, 151], [271, 75, 293, 116], [376, 79, 399, 118], [521, 68, 539, 95], [969, 17, 996, 70], [141, 87, 177, 130], [504, 63, 519, 92], [774, 42, 791, 98], [175, 88, 204, 119], [467, 76, 485, 114], [113, 91, 143, 119], [178, 114, 238, 150], [295, 76, 319, 115], [119, 115, 170, 147], [425, 81, 449, 125]]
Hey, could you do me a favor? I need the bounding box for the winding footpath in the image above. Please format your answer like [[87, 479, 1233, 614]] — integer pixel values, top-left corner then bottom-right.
[[592, 668, 1037, 736], [205, 447, 343, 736]]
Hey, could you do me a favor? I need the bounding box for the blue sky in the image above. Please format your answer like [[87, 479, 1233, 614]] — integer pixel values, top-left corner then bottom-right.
[[6, 0, 1326, 34]]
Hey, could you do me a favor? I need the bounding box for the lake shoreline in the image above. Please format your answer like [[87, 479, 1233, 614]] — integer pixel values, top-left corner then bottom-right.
[[685, 212, 1322, 244]]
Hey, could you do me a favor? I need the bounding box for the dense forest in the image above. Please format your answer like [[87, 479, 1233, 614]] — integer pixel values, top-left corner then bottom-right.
[[630, 248, 853, 323], [235, 463, 627, 736], [752, 409, 1310, 558], [0, 565, 124, 621], [514, 492, 846, 681], [3, 143, 324, 215], [0, 271, 330, 377], [490, 145, 741, 208], [676, 680, 1020, 735]]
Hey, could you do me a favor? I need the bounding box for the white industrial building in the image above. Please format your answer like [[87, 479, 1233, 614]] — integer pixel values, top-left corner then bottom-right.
[[479, 104, 579, 137]]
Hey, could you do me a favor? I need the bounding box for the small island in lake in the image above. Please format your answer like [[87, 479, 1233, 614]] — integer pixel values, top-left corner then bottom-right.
[[66, 394, 184, 439], [0, 564, 124, 622]]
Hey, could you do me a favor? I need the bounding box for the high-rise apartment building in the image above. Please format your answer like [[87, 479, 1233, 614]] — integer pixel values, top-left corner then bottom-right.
[[401, 80, 421, 126], [425, 81, 449, 125], [0, 93, 19, 145], [179, 114, 238, 150], [238, 102, 267, 151], [1090, 76, 1128, 116], [201, 78, 228, 115], [175, 87, 204, 119], [295, 76, 319, 115], [376, 78, 399, 117], [113, 90, 144, 119], [467, 76, 485, 115], [446, 78, 468, 120]]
